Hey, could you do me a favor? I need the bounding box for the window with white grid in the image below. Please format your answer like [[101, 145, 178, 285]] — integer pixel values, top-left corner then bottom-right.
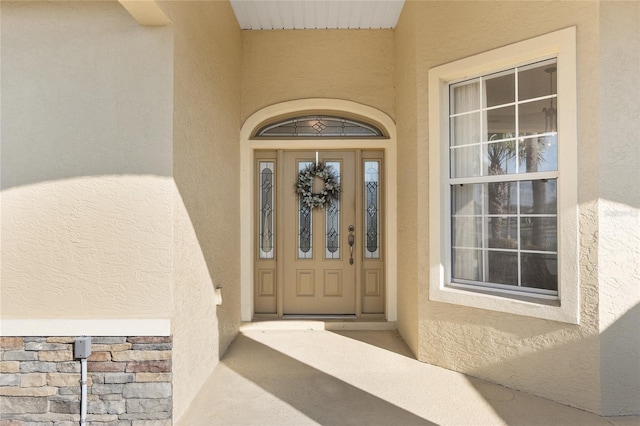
[[449, 58, 559, 296], [428, 28, 579, 323]]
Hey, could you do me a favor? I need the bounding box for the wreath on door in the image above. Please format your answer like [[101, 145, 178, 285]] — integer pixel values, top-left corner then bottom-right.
[[295, 162, 341, 209]]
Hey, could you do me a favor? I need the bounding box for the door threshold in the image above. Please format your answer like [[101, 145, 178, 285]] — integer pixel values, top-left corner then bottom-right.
[[282, 314, 358, 320], [241, 319, 397, 331]]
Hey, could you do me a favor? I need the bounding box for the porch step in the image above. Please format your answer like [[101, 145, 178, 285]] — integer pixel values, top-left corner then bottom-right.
[[240, 320, 397, 331]]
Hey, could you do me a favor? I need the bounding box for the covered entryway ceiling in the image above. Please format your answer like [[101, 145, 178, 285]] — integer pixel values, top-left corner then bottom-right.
[[118, 0, 405, 29], [229, 0, 405, 30]]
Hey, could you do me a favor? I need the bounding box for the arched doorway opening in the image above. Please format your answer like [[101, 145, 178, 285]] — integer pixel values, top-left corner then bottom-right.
[[240, 99, 397, 321]]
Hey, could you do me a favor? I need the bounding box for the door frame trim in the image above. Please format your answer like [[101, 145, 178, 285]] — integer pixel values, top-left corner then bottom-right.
[[240, 99, 397, 321]]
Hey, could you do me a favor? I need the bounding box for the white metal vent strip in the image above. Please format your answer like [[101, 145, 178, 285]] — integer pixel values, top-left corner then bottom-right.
[[230, 0, 405, 30]]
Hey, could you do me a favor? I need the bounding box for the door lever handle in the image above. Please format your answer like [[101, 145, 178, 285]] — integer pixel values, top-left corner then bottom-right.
[[348, 225, 355, 265]]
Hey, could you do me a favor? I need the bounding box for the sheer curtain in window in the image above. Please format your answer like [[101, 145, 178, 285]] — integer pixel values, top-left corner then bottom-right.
[[451, 81, 484, 282]]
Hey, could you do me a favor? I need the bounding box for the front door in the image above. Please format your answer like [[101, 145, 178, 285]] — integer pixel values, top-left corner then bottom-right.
[[254, 149, 385, 318], [283, 151, 356, 314]]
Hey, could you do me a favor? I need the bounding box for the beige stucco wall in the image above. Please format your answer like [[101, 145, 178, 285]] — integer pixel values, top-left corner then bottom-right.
[[2, 1, 242, 420], [394, 9, 420, 357], [157, 1, 242, 421], [396, 0, 607, 414], [1, 1, 173, 319], [598, 1, 640, 416], [241, 29, 395, 123]]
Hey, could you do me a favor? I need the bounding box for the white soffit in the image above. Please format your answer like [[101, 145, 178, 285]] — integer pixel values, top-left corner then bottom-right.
[[230, 0, 405, 30]]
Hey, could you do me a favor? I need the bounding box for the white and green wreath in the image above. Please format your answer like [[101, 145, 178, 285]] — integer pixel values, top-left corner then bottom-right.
[[295, 162, 341, 209]]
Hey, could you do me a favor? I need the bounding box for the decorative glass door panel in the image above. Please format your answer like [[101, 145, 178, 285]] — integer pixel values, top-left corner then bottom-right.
[[295, 159, 343, 261], [298, 161, 313, 259], [259, 161, 275, 259], [364, 161, 380, 259], [325, 161, 341, 259]]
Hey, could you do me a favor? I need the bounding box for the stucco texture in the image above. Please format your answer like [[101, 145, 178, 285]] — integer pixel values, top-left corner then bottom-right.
[[1, 1, 174, 319], [396, 0, 639, 416], [1, 1, 243, 420], [241, 29, 395, 123], [157, 1, 242, 421], [597, 1, 640, 416], [393, 6, 420, 357]]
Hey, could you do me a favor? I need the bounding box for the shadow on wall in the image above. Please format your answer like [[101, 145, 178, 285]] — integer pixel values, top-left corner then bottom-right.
[[0, 2, 173, 191], [467, 303, 640, 417], [172, 170, 239, 362], [1, 0, 240, 349], [0, 0, 175, 318], [600, 303, 640, 416], [0, 2, 234, 419], [155, 0, 243, 361]]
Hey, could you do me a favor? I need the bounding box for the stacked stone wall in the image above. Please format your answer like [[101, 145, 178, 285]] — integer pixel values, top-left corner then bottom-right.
[[0, 336, 172, 425]]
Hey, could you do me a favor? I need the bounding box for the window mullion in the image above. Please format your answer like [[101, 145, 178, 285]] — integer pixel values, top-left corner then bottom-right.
[[515, 67, 520, 174], [481, 179, 487, 282], [479, 77, 487, 282], [449, 171, 559, 186], [515, 67, 522, 288], [479, 76, 485, 178], [517, 185, 523, 286]]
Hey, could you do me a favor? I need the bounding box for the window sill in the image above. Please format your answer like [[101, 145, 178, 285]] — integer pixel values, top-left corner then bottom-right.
[[448, 283, 560, 307], [429, 275, 579, 324]]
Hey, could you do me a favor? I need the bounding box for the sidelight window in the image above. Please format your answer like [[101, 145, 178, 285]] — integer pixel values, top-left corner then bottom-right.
[[259, 161, 275, 259], [364, 161, 380, 259]]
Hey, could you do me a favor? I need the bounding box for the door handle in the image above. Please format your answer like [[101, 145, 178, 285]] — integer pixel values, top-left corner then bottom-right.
[[348, 225, 355, 265]]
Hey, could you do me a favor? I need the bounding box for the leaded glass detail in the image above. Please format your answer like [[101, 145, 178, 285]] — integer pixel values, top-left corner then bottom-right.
[[298, 161, 313, 259], [256, 116, 384, 138], [364, 161, 380, 259], [325, 161, 341, 259], [259, 161, 275, 259]]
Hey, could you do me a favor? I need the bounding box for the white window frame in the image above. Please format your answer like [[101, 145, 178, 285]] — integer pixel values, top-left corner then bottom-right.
[[428, 27, 579, 324]]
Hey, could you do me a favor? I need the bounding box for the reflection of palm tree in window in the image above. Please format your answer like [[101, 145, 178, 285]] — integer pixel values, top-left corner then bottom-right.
[[487, 133, 552, 286], [525, 136, 547, 249], [487, 135, 515, 245]]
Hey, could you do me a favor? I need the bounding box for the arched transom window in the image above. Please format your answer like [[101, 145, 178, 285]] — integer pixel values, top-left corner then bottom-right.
[[254, 115, 385, 138]]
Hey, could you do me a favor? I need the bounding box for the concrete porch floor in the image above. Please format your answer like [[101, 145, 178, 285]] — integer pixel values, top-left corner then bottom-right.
[[177, 323, 639, 426]]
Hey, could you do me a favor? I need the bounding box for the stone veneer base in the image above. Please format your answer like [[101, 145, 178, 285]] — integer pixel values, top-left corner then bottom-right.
[[0, 336, 172, 425]]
